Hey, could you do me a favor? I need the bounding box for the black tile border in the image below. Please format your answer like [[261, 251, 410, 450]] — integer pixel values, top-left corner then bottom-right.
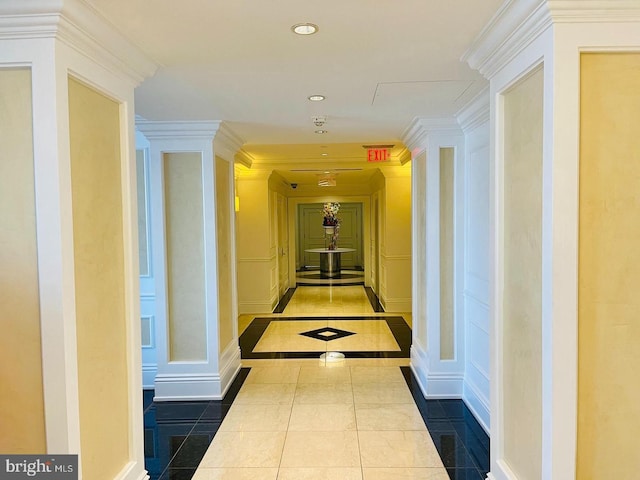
[[364, 286, 385, 312], [239, 316, 411, 359], [144, 368, 250, 480], [400, 366, 490, 479], [272, 287, 296, 313]]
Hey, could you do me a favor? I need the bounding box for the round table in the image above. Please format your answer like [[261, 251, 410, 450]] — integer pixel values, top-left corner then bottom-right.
[[304, 248, 356, 278]]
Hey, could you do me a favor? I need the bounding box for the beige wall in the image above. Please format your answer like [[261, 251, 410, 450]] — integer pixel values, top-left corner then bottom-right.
[[381, 170, 412, 312], [216, 156, 234, 348], [236, 177, 274, 313], [164, 152, 207, 361], [440, 148, 454, 360], [68, 77, 129, 479], [0, 68, 46, 453], [577, 52, 640, 479], [502, 68, 543, 480]]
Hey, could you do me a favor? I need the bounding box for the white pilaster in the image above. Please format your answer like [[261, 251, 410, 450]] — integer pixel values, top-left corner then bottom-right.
[[137, 120, 241, 400], [464, 2, 640, 479], [403, 118, 466, 398], [456, 88, 491, 434], [214, 123, 244, 387], [0, 2, 156, 479]]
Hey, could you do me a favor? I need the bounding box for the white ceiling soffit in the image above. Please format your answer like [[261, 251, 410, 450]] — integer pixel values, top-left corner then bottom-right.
[[86, 0, 504, 149]]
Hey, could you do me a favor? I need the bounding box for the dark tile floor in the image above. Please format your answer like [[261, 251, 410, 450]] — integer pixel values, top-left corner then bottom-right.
[[143, 368, 250, 480], [401, 367, 490, 480], [144, 366, 490, 480]]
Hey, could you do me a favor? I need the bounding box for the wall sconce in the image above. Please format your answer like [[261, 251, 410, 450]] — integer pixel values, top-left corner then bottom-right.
[[235, 195, 240, 212]]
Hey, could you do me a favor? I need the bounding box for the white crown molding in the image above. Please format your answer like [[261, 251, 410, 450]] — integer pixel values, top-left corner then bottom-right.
[[463, 0, 640, 79], [0, 0, 157, 85], [214, 123, 245, 163], [456, 86, 490, 133], [401, 118, 429, 153], [549, 0, 640, 23], [462, 0, 551, 79], [136, 120, 221, 141], [401, 117, 463, 153], [235, 149, 255, 169]]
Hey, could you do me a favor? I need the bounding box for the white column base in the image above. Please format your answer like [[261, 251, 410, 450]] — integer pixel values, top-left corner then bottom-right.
[[410, 343, 464, 398], [487, 460, 518, 480], [154, 344, 241, 401], [114, 460, 149, 480]]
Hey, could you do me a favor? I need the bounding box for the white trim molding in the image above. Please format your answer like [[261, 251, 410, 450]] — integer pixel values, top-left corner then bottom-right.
[[0, 2, 155, 478], [456, 87, 490, 134], [464, 2, 640, 480], [462, 0, 552, 78], [410, 342, 464, 399], [154, 342, 239, 401], [214, 123, 245, 163], [142, 364, 157, 390], [0, 0, 157, 83]]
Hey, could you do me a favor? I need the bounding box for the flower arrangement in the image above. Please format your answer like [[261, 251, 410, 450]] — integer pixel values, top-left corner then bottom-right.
[[322, 202, 340, 226]]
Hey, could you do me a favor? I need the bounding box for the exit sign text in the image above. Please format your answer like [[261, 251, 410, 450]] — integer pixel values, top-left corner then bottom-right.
[[367, 149, 390, 162]]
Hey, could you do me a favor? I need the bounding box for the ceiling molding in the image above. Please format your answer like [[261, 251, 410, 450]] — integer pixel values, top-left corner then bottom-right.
[[235, 149, 255, 169], [463, 0, 640, 79], [548, 0, 640, 23], [136, 120, 220, 141], [0, 0, 157, 84], [456, 86, 490, 134], [402, 117, 462, 154], [401, 118, 429, 155], [462, 0, 551, 79], [214, 123, 245, 163]]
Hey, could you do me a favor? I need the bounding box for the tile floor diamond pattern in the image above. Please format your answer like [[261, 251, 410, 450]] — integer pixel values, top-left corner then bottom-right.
[[299, 326, 356, 342]]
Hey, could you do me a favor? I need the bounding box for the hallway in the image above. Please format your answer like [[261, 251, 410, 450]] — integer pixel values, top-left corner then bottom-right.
[[143, 287, 489, 480]]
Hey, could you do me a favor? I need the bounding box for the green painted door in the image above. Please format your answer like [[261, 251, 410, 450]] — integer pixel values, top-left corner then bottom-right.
[[297, 202, 363, 270]]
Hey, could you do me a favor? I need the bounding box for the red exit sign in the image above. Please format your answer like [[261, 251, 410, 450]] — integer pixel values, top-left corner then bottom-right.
[[367, 148, 390, 162]]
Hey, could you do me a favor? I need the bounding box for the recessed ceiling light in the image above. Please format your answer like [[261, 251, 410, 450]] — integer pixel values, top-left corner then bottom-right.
[[308, 94, 325, 102], [315, 130, 327, 134], [321, 153, 329, 156], [292, 23, 319, 35]]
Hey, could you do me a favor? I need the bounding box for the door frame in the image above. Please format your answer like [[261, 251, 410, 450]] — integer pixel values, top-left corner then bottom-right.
[[287, 195, 371, 286]]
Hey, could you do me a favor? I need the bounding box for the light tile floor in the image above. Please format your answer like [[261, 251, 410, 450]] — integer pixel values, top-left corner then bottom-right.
[[238, 286, 412, 336], [282, 285, 376, 316], [145, 286, 487, 480], [193, 365, 449, 480], [253, 320, 400, 353], [193, 286, 447, 480]]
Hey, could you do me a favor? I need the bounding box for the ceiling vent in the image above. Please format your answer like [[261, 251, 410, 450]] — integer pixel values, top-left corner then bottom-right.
[[317, 173, 336, 187]]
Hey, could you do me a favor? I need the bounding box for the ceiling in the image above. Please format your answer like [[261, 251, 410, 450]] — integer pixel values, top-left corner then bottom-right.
[[88, 0, 503, 182]]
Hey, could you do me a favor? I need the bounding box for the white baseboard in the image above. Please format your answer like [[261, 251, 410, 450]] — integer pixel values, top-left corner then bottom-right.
[[154, 372, 226, 400], [380, 298, 412, 312], [463, 378, 491, 435], [410, 344, 463, 398], [153, 343, 241, 401], [114, 460, 149, 480], [488, 460, 518, 480], [219, 341, 242, 398], [239, 301, 273, 314], [142, 363, 157, 389]]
